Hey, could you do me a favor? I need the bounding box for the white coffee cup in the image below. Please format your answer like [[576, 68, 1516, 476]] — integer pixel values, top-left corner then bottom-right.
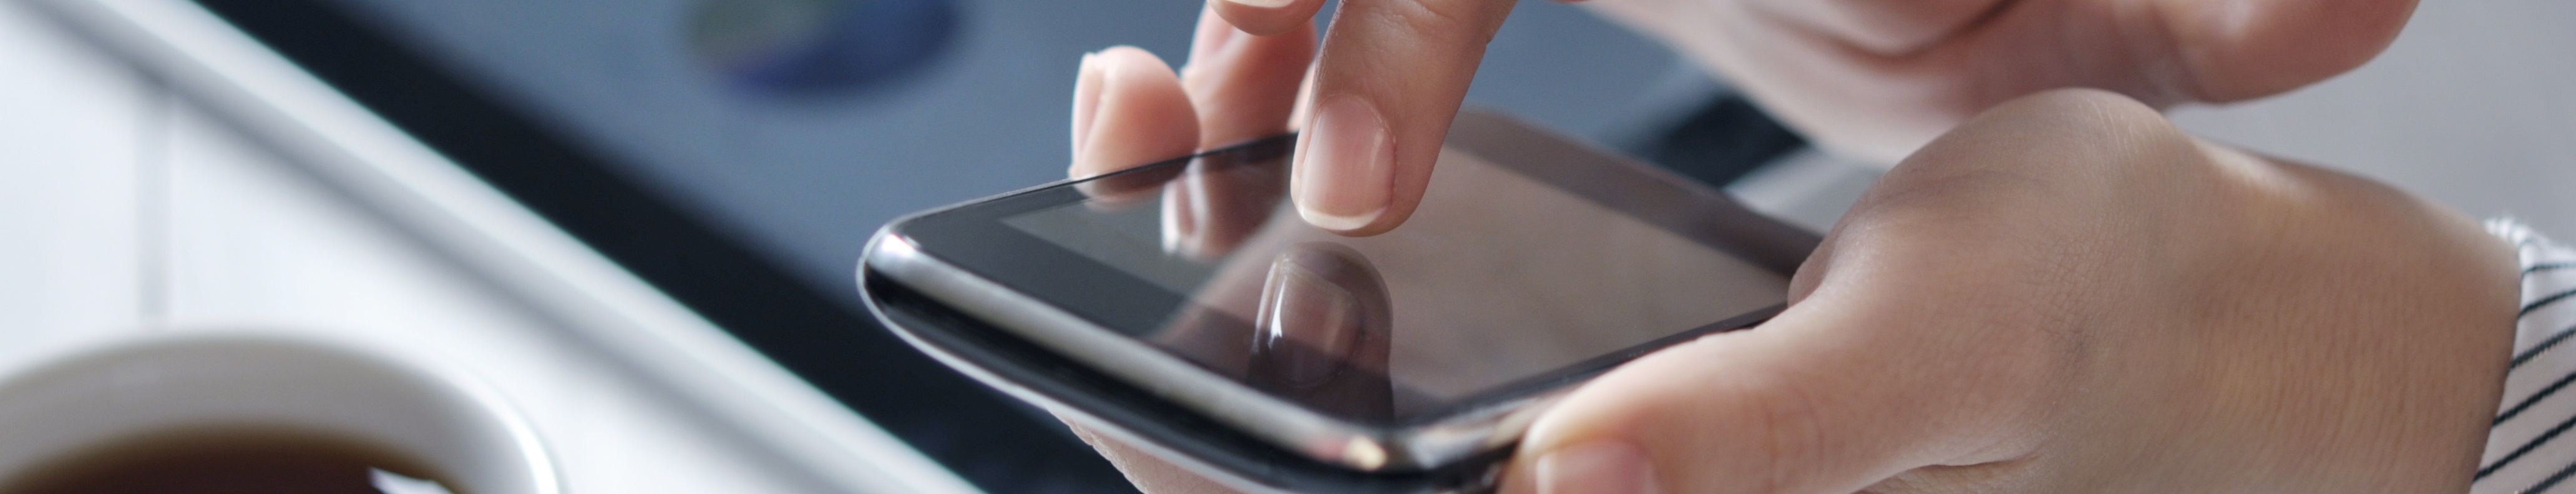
[[0, 331, 560, 493]]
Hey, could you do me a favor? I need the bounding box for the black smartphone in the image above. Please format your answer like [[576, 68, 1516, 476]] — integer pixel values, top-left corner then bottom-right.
[[859, 110, 1818, 493]]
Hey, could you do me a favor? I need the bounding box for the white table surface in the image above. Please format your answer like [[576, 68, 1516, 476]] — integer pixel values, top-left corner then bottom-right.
[[0, 2, 934, 492]]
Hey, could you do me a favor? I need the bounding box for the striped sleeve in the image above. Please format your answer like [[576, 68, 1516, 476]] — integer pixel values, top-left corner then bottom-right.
[[2476, 219, 2576, 493]]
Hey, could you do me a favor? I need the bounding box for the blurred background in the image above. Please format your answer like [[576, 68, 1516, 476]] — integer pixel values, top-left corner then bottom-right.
[[303, 0, 1763, 295], [1, 0, 2569, 493]]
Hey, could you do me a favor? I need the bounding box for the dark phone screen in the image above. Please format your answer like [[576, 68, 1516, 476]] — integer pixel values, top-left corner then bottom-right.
[[994, 134, 1790, 420]]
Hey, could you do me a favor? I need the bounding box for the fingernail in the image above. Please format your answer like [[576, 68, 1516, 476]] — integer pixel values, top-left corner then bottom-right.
[[1070, 51, 1105, 166], [1222, 0, 1297, 8], [1536, 441, 1660, 494], [1292, 96, 1391, 232]]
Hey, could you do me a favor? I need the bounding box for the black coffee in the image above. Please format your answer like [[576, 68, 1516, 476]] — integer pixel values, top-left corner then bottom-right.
[[0, 425, 466, 494]]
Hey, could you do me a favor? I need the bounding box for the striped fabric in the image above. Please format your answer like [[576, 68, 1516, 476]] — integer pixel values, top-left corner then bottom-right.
[[2479, 219, 2576, 493]]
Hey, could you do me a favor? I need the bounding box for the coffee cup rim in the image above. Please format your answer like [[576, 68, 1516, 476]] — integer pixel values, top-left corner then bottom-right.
[[0, 329, 562, 494]]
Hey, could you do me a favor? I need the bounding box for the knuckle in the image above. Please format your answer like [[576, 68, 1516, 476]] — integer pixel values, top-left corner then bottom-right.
[[1874, 89, 2199, 207], [1993, 89, 2187, 152]]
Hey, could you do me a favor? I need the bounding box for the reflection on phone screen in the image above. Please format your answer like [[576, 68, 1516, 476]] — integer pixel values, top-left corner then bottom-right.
[[1002, 144, 1789, 421]]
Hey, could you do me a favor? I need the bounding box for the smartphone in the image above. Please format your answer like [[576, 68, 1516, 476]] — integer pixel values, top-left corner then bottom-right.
[[858, 109, 1819, 493]]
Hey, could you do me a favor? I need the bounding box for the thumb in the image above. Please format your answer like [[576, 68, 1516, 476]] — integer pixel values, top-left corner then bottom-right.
[[1501, 292, 2043, 494]]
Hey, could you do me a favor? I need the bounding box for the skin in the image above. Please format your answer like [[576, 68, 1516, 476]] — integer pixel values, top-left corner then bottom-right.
[[1498, 90, 2517, 494], [1189, 0, 2417, 235], [1057, 2, 2512, 493], [1579, 0, 2417, 162]]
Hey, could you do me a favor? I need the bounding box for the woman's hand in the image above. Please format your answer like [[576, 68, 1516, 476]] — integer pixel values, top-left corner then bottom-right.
[[1065, 2, 2497, 490], [1066, 61, 2524, 490], [1191, 0, 2417, 234], [1581, 0, 2417, 163], [1498, 89, 2517, 494]]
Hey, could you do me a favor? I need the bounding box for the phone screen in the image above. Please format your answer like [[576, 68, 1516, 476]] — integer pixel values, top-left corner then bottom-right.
[[996, 136, 1790, 421]]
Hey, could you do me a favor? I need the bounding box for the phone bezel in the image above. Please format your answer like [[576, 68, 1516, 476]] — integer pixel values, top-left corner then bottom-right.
[[865, 265, 1510, 493], [862, 110, 1819, 484]]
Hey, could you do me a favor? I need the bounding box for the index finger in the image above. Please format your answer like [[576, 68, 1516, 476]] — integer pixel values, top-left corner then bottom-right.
[[1289, 0, 1516, 235]]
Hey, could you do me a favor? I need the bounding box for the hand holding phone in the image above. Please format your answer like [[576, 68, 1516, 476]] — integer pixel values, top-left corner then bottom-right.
[[1486, 90, 2517, 494], [1037, 31, 2518, 494]]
